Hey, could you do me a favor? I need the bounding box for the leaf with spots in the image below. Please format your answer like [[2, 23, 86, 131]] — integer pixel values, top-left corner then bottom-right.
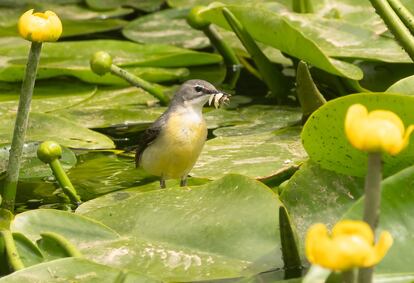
[[302, 93, 414, 177]]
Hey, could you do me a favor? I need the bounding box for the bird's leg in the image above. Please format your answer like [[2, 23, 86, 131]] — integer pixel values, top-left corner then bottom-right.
[[160, 178, 166, 189], [180, 176, 187, 187]]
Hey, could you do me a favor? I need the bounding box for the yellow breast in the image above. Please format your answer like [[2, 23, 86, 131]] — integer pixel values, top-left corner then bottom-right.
[[140, 109, 207, 179]]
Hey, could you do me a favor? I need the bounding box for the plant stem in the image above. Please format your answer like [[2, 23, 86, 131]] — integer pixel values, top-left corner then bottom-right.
[[222, 8, 288, 103], [369, 0, 414, 61], [50, 159, 81, 206], [1, 42, 42, 212], [1, 230, 24, 271], [343, 269, 356, 283], [358, 152, 382, 283], [292, 0, 314, 13], [388, 0, 414, 34], [109, 64, 169, 105], [203, 24, 241, 67]]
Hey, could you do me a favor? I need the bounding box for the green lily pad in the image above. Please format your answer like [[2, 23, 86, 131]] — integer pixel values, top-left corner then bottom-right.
[[86, 0, 164, 12], [0, 112, 115, 149], [280, 161, 363, 255], [0, 79, 97, 114], [0, 38, 222, 83], [0, 257, 157, 283], [386, 75, 414, 95], [68, 152, 156, 200], [199, 3, 363, 80], [276, 10, 410, 63], [0, 142, 76, 180], [302, 93, 414, 177], [123, 8, 209, 49], [192, 127, 307, 180], [343, 165, 414, 273], [13, 232, 44, 267], [212, 105, 302, 137], [166, 0, 276, 8], [11, 209, 120, 244], [77, 174, 284, 281]]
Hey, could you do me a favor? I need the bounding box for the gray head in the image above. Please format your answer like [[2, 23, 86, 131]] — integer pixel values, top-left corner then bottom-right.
[[171, 79, 223, 110]]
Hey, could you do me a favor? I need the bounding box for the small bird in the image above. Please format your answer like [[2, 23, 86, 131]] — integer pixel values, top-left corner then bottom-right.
[[135, 79, 229, 188]]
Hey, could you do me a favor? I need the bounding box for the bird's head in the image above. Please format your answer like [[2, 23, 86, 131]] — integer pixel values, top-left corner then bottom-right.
[[171, 80, 229, 110]]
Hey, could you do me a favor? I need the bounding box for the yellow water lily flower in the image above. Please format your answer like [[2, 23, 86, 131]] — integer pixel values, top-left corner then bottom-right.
[[305, 220, 393, 271], [18, 9, 62, 42], [345, 104, 414, 155]]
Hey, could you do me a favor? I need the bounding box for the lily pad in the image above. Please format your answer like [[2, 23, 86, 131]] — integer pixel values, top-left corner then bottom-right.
[[0, 38, 222, 83], [166, 0, 277, 8], [0, 257, 158, 283], [343, 165, 414, 273], [192, 127, 307, 180], [123, 8, 209, 49], [280, 161, 363, 255], [199, 3, 363, 80], [86, 0, 164, 12], [0, 142, 77, 180], [0, 79, 97, 114], [11, 209, 120, 245], [386, 75, 414, 95], [302, 93, 414, 177], [68, 152, 156, 200], [77, 174, 284, 281], [212, 105, 301, 137], [0, 112, 115, 149]]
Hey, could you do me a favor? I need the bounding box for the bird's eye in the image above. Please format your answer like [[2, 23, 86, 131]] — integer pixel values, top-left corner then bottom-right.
[[194, 85, 203, 92]]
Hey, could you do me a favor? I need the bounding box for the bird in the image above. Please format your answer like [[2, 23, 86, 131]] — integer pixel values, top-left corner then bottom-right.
[[135, 79, 230, 188]]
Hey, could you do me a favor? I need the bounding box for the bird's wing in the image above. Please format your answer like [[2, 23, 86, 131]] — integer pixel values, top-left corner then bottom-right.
[[135, 113, 168, 168]]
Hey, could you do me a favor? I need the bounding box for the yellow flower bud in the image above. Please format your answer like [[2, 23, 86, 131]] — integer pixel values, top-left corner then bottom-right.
[[18, 9, 62, 42], [305, 220, 393, 271], [345, 104, 414, 155]]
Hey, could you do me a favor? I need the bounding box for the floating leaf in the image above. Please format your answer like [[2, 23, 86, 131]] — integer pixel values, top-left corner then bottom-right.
[[0, 79, 97, 114], [0, 38, 221, 83], [192, 127, 307, 180], [123, 8, 209, 49], [212, 105, 301, 137], [0, 257, 157, 283], [302, 93, 414, 177], [0, 142, 76, 180], [86, 0, 164, 12], [77, 174, 284, 281], [0, 112, 115, 149], [386, 75, 414, 95]]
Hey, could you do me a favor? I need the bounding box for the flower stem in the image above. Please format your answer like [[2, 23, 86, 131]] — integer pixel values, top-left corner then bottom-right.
[[1, 42, 42, 212], [49, 159, 81, 206], [369, 0, 414, 61], [343, 269, 356, 283], [388, 0, 414, 34], [109, 64, 170, 105], [358, 152, 382, 283]]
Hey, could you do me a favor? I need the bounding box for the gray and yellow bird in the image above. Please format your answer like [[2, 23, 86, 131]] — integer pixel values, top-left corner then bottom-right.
[[135, 80, 229, 188]]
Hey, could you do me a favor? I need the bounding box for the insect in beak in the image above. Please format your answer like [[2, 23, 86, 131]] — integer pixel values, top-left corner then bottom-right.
[[208, 92, 231, 109]]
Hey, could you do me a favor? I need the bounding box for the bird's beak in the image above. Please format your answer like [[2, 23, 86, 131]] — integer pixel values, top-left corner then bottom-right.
[[208, 91, 231, 109]]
